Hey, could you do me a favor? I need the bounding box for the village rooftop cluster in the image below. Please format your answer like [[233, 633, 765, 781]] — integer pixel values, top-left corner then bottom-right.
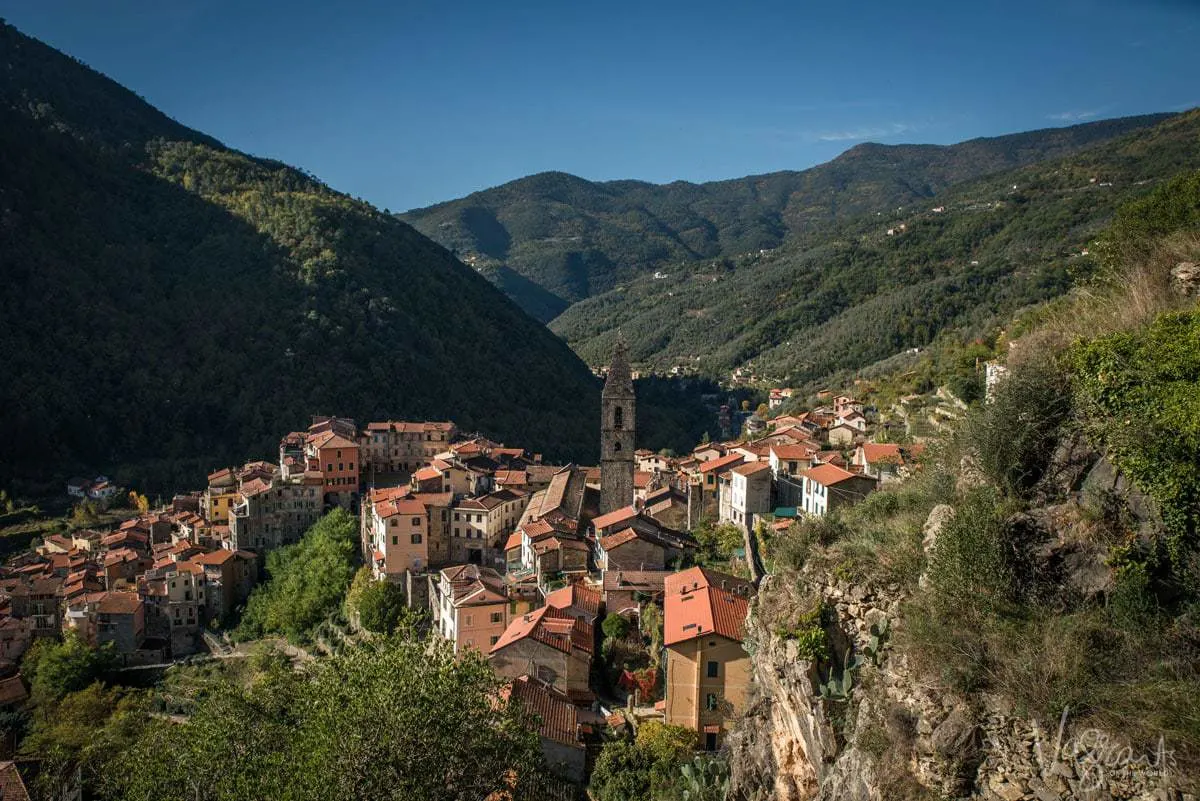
[[0, 345, 922, 786]]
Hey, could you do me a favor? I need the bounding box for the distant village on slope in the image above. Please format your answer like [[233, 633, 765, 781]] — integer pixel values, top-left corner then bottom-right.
[[1, 342, 928, 788]]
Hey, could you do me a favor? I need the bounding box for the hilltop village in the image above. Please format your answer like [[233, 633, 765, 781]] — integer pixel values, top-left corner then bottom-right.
[[0, 344, 920, 787]]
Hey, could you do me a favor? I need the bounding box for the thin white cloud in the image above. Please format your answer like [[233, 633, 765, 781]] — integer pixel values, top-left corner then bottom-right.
[[1047, 109, 1100, 122], [815, 122, 913, 142]]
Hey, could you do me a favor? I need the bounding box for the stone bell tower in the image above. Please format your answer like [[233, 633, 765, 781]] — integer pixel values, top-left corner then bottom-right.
[[600, 340, 636, 515]]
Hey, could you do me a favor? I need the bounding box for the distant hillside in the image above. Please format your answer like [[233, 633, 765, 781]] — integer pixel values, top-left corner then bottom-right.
[[400, 114, 1173, 320], [548, 110, 1200, 386], [0, 21, 606, 492]]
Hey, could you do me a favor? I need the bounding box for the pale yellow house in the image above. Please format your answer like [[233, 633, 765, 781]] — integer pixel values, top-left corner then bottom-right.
[[664, 567, 755, 750]]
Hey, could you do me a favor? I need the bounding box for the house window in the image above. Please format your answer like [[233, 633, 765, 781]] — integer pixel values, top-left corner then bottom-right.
[[490, 612, 502, 624], [705, 732, 718, 751], [411, 533, 422, 544], [614, 406, 624, 430], [390, 519, 397, 527], [707, 661, 719, 678], [465, 615, 473, 626], [349, 462, 354, 470], [411, 517, 421, 526], [392, 536, 398, 546], [489, 635, 499, 646], [705, 693, 719, 711]]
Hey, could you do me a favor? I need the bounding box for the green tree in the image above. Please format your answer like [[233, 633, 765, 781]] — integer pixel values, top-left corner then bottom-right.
[[344, 568, 418, 635], [236, 509, 360, 642], [105, 636, 546, 801], [601, 613, 631, 642], [22, 632, 117, 705]]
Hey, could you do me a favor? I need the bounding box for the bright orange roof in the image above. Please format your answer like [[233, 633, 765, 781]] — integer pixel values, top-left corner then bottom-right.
[[860, 443, 902, 463], [799, 463, 858, 486], [413, 466, 443, 482], [731, 462, 771, 477], [491, 605, 593, 655], [664, 567, 752, 646], [770, 444, 818, 460], [698, 453, 745, 474], [599, 528, 642, 551], [503, 532, 523, 552]]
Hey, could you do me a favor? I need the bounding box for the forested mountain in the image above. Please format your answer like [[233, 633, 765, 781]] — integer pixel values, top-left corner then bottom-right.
[[549, 110, 1200, 386], [0, 21, 605, 492], [400, 114, 1172, 320]]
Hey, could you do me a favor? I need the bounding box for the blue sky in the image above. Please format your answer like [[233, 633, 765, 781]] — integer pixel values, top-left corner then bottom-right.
[[3, 0, 1197, 211]]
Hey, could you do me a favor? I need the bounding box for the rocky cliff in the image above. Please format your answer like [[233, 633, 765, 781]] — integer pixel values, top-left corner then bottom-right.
[[727, 484, 1195, 801]]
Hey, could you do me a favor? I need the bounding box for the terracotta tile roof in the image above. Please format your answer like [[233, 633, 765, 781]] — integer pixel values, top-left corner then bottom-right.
[[377, 498, 427, 518], [816, 451, 847, 466], [309, 430, 358, 450], [601, 570, 672, 594], [96, 591, 142, 615], [598, 528, 643, 552], [413, 466, 443, 482], [799, 463, 859, 487], [490, 605, 593, 656], [731, 462, 771, 477], [770, 444, 819, 460], [664, 567, 753, 646], [590, 505, 638, 532], [0, 761, 32, 801], [505, 676, 584, 748], [860, 443, 902, 463], [440, 565, 507, 606], [633, 471, 653, 489], [239, 477, 273, 497], [503, 532, 523, 552], [544, 582, 601, 618], [698, 453, 745, 474]]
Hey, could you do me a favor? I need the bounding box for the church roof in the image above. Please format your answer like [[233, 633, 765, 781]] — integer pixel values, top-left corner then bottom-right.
[[602, 340, 634, 398]]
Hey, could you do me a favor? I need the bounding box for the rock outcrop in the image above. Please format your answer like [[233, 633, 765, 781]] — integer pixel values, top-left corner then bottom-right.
[[727, 504, 1195, 801]]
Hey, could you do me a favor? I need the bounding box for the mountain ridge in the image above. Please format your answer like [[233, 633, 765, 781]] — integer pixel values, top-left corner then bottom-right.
[[0, 20, 608, 492], [400, 112, 1176, 320]]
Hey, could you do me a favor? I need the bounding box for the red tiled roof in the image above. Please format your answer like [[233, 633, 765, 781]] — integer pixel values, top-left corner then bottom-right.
[[731, 462, 771, 477], [860, 443, 902, 463], [491, 605, 593, 655], [413, 466, 443, 482], [591, 505, 637, 532], [770, 444, 819, 460], [503, 532, 523, 552], [544, 582, 602, 618], [664, 567, 753, 646], [505, 676, 584, 748], [799, 463, 859, 487], [698, 453, 745, 474], [96, 591, 142, 615], [598, 528, 642, 551], [0, 760, 32, 801]]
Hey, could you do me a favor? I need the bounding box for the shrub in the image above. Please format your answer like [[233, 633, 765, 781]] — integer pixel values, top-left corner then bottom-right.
[[961, 356, 1072, 497], [602, 613, 631, 642]]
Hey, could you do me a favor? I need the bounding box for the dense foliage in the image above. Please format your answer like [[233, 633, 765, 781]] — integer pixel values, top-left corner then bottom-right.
[[0, 20, 607, 495], [237, 509, 360, 642], [103, 637, 546, 801], [551, 111, 1200, 385], [588, 721, 708, 801], [402, 115, 1171, 320], [344, 567, 421, 635], [1072, 311, 1200, 563]]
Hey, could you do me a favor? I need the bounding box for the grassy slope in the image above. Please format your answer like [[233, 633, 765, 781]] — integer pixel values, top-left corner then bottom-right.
[[550, 110, 1200, 385]]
